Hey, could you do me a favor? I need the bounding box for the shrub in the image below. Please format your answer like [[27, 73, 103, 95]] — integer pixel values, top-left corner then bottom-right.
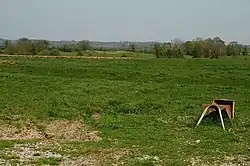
[[38, 49, 50, 56], [31, 49, 38, 55], [5, 45, 17, 55], [49, 49, 60, 56], [77, 51, 83, 56], [87, 51, 94, 56], [121, 54, 127, 58]]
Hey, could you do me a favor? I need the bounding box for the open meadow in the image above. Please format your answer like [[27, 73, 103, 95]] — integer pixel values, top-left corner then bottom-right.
[[0, 56, 250, 165]]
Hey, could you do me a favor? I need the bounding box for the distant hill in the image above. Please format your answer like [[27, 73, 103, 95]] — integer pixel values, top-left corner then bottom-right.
[[0, 38, 156, 50], [0, 38, 249, 50], [0, 38, 4, 49], [49, 40, 156, 49], [91, 41, 155, 49], [0, 38, 3, 45]]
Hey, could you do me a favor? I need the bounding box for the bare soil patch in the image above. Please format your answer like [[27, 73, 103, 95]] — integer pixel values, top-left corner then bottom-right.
[[189, 155, 250, 166], [60, 156, 101, 166], [60, 149, 130, 166], [0, 141, 60, 165], [45, 120, 102, 142], [92, 113, 101, 121], [111, 149, 130, 163], [0, 142, 131, 166], [0, 123, 44, 140], [0, 120, 102, 142], [0, 60, 19, 65]]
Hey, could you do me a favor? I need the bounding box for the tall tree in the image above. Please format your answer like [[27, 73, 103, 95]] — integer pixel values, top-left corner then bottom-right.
[[153, 43, 162, 58], [16, 37, 32, 55], [213, 37, 225, 44], [242, 46, 248, 56], [191, 41, 205, 58], [76, 40, 92, 51], [4, 40, 9, 49], [184, 41, 195, 55], [129, 43, 137, 52], [226, 45, 237, 56]]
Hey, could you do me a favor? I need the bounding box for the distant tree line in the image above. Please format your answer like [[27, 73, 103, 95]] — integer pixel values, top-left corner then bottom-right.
[[57, 40, 92, 52], [1, 38, 93, 56], [0, 37, 249, 58], [3, 38, 56, 55], [152, 37, 249, 59]]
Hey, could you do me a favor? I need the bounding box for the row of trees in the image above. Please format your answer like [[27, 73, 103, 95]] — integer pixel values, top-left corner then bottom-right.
[[1, 37, 249, 58], [3, 38, 51, 55], [1, 38, 93, 56], [152, 37, 249, 58], [57, 40, 92, 52]]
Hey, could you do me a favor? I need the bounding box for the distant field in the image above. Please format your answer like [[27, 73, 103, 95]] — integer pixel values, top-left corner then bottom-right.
[[0, 56, 250, 165], [60, 51, 156, 59], [0, 50, 156, 60]]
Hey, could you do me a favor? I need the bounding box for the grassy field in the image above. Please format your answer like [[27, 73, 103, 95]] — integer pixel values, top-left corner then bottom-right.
[[0, 56, 250, 165]]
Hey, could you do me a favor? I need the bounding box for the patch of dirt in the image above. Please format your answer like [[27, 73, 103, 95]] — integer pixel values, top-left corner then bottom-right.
[[0, 60, 19, 65], [60, 149, 130, 166], [11, 142, 62, 160], [60, 156, 101, 166], [94, 149, 131, 165], [0, 123, 44, 140], [0, 159, 11, 166], [223, 155, 250, 166], [1, 142, 131, 166], [190, 157, 208, 166], [92, 113, 101, 121], [0, 120, 102, 142], [0, 142, 61, 165], [45, 120, 102, 142], [189, 155, 250, 166], [136, 154, 163, 165], [111, 149, 130, 163]]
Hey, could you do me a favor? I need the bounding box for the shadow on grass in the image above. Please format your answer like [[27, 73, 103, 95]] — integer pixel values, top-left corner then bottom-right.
[[193, 110, 233, 129]]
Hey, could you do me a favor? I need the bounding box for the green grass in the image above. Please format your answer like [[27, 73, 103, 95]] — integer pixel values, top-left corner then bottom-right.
[[0, 56, 250, 165], [34, 157, 61, 165]]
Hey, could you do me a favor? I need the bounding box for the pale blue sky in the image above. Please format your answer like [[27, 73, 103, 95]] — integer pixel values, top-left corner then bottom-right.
[[1, 0, 250, 44]]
